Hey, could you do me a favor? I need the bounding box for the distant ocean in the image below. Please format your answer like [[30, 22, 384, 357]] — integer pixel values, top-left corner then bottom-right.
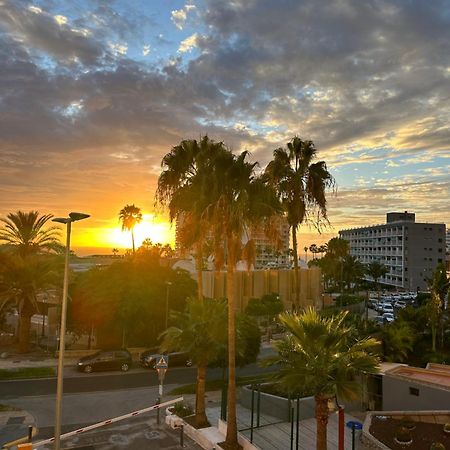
[[73, 247, 126, 257]]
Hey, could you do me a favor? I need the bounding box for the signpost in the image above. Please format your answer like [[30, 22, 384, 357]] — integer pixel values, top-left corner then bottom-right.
[[155, 355, 168, 425]]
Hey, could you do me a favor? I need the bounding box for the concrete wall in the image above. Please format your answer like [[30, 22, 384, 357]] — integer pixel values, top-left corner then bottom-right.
[[202, 268, 322, 312], [383, 375, 450, 411]]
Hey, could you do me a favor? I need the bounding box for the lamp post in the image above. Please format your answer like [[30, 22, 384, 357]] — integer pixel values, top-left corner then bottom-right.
[[165, 281, 172, 330], [52, 212, 90, 450]]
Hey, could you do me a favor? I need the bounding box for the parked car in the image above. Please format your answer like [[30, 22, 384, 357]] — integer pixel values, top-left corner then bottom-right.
[[382, 303, 394, 314], [374, 316, 386, 326], [139, 350, 192, 368], [382, 312, 395, 323], [394, 301, 407, 309], [77, 349, 132, 373]]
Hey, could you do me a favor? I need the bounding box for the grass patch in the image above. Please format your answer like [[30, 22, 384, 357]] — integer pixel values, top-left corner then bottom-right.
[[168, 372, 276, 395], [0, 367, 56, 380], [0, 404, 21, 412]]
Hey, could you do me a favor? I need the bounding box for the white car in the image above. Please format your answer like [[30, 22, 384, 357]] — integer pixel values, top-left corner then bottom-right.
[[382, 304, 394, 314], [382, 312, 395, 322], [394, 301, 407, 309]]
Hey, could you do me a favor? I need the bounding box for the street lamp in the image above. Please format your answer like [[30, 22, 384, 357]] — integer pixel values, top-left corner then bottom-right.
[[52, 212, 90, 450]]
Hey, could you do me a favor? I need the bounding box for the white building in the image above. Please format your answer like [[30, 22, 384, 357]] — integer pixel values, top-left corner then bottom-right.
[[339, 212, 446, 291]]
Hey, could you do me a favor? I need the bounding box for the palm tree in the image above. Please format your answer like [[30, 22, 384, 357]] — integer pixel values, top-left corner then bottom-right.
[[326, 237, 349, 259], [342, 255, 366, 290], [160, 297, 227, 427], [210, 150, 281, 448], [303, 246, 309, 264], [0, 211, 61, 353], [265, 137, 335, 308], [429, 263, 449, 348], [156, 136, 229, 300], [0, 211, 60, 256], [264, 308, 380, 450], [366, 262, 388, 299], [118, 204, 142, 253], [382, 321, 415, 362]]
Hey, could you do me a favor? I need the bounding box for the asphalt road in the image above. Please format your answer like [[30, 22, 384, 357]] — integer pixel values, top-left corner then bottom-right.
[[0, 361, 275, 398]]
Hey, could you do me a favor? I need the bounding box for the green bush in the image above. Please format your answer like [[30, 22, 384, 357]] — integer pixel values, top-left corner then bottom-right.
[[334, 294, 365, 306]]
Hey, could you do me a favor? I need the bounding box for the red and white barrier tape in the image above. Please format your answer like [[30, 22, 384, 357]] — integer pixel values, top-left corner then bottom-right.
[[32, 396, 183, 448]]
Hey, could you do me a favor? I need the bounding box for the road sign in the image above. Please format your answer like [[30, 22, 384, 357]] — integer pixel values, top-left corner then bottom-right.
[[156, 355, 168, 369]]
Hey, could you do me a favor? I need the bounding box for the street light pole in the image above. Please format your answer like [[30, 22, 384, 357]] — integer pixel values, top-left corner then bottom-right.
[[52, 212, 89, 450]]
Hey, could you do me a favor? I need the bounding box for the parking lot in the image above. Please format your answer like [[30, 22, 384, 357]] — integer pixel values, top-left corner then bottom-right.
[[368, 291, 418, 325]]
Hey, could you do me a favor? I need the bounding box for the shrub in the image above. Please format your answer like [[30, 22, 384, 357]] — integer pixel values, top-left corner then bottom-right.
[[170, 402, 193, 418]]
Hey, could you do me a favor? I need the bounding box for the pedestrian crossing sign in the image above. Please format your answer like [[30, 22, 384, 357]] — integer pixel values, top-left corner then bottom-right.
[[156, 355, 168, 369]]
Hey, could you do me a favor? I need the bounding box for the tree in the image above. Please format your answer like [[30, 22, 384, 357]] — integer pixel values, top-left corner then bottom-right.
[[160, 297, 228, 427], [0, 211, 61, 352], [427, 293, 441, 352], [304, 246, 308, 263], [71, 255, 196, 348], [264, 308, 379, 450], [0, 211, 60, 256], [325, 237, 349, 259], [382, 321, 415, 362], [341, 255, 366, 290], [428, 263, 449, 348], [118, 204, 142, 253], [366, 262, 388, 299], [156, 136, 228, 300], [245, 293, 283, 339], [264, 137, 335, 308], [211, 150, 281, 448]]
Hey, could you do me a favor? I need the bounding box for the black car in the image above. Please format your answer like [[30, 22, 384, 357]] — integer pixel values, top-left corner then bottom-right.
[[139, 350, 192, 368], [77, 349, 132, 373]]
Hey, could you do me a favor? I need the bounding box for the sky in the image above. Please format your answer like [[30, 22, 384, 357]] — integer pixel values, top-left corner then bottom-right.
[[0, 0, 449, 255]]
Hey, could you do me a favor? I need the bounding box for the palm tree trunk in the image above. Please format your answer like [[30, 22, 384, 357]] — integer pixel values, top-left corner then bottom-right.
[[315, 395, 329, 450], [225, 235, 238, 449], [131, 228, 136, 254], [18, 312, 32, 353], [195, 242, 204, 301], [292, 226, 300, 309], [195, 363, 209, 427]]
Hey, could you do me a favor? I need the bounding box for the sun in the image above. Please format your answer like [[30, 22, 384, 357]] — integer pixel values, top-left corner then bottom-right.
[[111, 214, 174, 249]]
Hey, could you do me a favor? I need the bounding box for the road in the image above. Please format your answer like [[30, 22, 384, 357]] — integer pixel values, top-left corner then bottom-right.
[[0, 347, 276, 398]]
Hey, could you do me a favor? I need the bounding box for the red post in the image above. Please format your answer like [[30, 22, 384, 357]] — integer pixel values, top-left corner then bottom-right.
[[338, 407, 345, 450]]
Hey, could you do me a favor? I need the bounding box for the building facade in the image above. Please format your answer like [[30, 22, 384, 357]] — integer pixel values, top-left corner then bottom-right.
[[175, 214, 291, 270], [339, 212, 446, 291]]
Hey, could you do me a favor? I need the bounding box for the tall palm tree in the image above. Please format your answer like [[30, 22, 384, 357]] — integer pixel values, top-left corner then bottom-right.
[[156, 136, 228, 300], [209, 150, 281, 448], [264, 308, 380, 450], [342, 255, 366, 290], [326, 237, 349, 259], [265, 137, 334, 308], [118, 204, 142, 253], [304, 246, 308, 263], [160, 297, 227, 427], [0, 211, 61, 352]]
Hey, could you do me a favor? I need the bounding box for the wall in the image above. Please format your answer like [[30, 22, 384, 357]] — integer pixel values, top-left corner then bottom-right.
[[201, 268, 322, 312], [383, 375, 450, 411]]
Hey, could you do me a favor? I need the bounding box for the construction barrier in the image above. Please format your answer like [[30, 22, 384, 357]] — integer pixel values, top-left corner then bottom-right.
[[32, 397, 183, 448]]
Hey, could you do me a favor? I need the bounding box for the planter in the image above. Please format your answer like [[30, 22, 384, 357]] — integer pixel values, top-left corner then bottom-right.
[[443, 423, 450, 434], [394, 427, 413, 446]]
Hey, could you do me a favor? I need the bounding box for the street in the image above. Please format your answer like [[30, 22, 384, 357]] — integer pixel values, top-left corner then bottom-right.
[[0, 351, 276, 448]]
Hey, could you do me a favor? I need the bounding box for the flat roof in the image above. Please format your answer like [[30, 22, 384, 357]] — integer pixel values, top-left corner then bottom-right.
[[386, 364, 450, 390]]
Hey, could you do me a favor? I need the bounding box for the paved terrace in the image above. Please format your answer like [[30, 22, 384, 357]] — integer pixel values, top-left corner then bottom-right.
[[204, 399, 370, 450]]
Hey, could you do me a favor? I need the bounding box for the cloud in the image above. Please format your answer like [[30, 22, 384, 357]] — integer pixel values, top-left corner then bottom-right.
[[0, 1, 105, 65], [178, 33, 200, 53], [0, 0, 449, 231], [171, 4, 196, 30]]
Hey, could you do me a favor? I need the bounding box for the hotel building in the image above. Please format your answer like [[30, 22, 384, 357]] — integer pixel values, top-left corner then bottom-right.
[[339, 212, 446, 291]]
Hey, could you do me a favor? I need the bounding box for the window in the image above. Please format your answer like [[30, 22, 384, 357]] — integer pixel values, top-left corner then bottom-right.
[[409, 387, 419, 397]]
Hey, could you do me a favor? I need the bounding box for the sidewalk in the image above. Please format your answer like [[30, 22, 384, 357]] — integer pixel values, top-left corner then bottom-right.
[[0, 408, 36, 448]]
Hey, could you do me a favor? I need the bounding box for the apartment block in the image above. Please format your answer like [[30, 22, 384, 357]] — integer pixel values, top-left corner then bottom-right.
[[339, 212, 446, 291]]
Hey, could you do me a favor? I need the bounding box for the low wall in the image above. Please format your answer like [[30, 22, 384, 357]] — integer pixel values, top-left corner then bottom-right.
[[240, 385, 315, 421]]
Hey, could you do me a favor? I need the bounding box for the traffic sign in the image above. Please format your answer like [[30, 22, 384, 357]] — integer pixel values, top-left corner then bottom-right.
[[156, 355, 168, 369]]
